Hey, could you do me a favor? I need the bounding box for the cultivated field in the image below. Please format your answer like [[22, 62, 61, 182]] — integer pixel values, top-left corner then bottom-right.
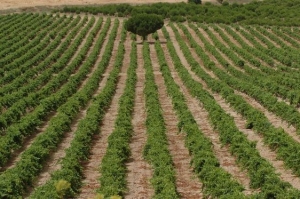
[[0, 0, 219, 13], [1, 11, 300, 198], [0, 0, 186, 10]]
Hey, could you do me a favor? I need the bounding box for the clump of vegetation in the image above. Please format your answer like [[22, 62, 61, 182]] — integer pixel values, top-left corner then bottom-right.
[[188, 0, 202, 4], [55, 180, 71, 198], [94, 194, 122, 199], [125, 14, 164, 41]]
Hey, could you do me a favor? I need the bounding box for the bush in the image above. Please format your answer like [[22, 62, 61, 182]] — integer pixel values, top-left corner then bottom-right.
[[188, 0, 202, 4], [125, 14, 164, 41], [237, 60, 245, 67], [170, 15, 186, 22]]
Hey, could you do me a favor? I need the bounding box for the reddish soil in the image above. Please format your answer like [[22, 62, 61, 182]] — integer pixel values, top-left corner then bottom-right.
[[78, 24, 129, 199], [125, 44, 153, 199], [150, 44, 204, 198], [164, 25, 253, 194]]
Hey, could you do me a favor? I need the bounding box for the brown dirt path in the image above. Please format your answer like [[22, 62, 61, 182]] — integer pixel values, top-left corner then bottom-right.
[[163, 25, 253, 194], [150, 44, 204, 198], [78, 26, 130, 199], [169, 23, 300, 191], [125, 43, 153, 199], [0, 16, 93, 173]]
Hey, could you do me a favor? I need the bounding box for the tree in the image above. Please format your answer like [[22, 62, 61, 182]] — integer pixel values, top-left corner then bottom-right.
[[188, 0, 201, 4], [125, 14, 164, 41]]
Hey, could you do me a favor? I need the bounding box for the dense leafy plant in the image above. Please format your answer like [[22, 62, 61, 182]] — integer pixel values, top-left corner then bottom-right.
[[188, 0, 201, 4], [124, 14, 164, 40]]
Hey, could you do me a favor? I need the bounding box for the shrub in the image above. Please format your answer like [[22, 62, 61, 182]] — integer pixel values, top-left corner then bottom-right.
[[125, 14, 164, 41], [188, 0, 202, 4]]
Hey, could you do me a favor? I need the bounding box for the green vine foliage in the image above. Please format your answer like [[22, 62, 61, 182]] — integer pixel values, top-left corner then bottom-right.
[[63, 0, 300, 26]]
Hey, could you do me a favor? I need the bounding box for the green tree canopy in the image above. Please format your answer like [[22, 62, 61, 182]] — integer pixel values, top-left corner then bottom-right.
[[125, 14, 164, 41], [188, 0, 201, 4]]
